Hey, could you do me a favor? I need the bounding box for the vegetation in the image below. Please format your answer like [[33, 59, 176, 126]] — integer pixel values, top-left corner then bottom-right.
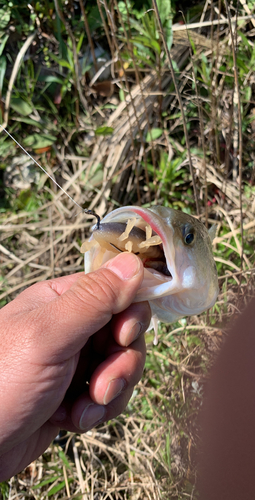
[[1, 0, 255, 498]]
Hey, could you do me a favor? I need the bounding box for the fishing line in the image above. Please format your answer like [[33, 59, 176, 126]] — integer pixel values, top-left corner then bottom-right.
[[0, 123, 101, 227]]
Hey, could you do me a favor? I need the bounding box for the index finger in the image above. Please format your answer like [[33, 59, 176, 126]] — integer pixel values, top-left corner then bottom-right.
[[25, 253, 145, 363]]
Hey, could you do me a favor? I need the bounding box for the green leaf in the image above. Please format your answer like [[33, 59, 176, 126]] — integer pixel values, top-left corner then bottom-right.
[[130, 14, 157, 40], [23, 133, 56, 149], [58, 450, 71, 469], [10, 97, 33, 116], [131, 41, 155, 61], [10, 117, 46, 127], [0, 481, 9, 500], [132, 35, 161, 55], [118, 1, 128, 17], [48, 479, 73, 496], [0, 8, 10, 31], [66, 44, 74, 68], [237, 31, 250, 50], [31, 476, 59, 489], [95, 126, 114, 136], [156, 0, 171, 26], [0, 34, 9, 57], [41, 75, 65, 85], [146, 128, 163, 142], [87, 5, 102, 32], [76, 32, 85, 54], [102, 104, 118, 110], [244, 86, 251, 102], [49, 52, 72, 70], [236, 56, 249, 73], [164, 18, 173, 51]]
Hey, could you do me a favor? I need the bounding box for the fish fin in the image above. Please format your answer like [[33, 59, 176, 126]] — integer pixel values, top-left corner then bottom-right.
[[146, 316, 159, 345], [208, 224, 217, 242]]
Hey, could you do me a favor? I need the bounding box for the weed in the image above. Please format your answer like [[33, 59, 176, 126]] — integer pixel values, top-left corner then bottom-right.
[[0, 0, 255, 498]]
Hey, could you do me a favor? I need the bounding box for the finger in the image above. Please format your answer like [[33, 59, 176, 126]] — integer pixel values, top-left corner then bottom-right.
[[28, 253, 145, 362], [65, 309, 149, 400], [91, 302, 150, 355], [50, 335, 146, 431], [111, 301, 151, 346], [89, 334, 146, 405], [51, 387, 134, 433]]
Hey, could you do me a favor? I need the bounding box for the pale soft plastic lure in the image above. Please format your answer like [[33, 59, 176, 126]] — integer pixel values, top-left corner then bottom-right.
[[81, 205, 219, 345]]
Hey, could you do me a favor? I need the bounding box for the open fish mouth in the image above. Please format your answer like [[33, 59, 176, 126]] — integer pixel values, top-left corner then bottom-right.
[[81, 206, 182, 302], [81, 204, 219, 345], [95, 219, 172, 277]]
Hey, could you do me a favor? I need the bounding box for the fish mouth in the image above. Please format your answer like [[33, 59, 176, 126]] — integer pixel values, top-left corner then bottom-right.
[[90, 206, 181, 302]]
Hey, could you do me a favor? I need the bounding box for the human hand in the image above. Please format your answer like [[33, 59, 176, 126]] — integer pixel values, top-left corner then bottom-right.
[[198, 296, 255, 499], [0, 252, 150, 481]]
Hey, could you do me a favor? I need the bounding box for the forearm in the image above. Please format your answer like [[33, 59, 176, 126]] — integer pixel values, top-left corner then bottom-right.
[[198, 296, 255, 499]]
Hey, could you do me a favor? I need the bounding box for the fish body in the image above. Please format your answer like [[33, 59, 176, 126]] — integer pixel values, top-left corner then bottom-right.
[[81, 205, 218, 334]]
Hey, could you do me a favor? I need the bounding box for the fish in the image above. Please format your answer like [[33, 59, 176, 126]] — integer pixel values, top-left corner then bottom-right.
[[81, 205, 219, 344], [0, 126, 218, 340], [0, 127, 218, 343]]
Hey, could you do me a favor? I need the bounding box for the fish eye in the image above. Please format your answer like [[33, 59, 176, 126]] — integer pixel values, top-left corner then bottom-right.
[[184, 232, 194, 245], [182, 224, 195, 245]]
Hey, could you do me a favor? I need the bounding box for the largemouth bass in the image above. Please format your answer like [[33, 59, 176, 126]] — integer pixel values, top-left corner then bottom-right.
[[81, 206, 219, 343]]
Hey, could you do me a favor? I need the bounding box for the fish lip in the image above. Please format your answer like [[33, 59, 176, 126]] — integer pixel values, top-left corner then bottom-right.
[[86, 206, 219, 322], [99, 206, 182, 301]]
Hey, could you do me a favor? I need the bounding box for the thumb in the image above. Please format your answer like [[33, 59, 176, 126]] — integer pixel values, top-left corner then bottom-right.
[[30, 252, 144, 361]]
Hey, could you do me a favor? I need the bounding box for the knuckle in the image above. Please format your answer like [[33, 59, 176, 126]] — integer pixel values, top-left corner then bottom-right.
[[74, 270, 119, 312]]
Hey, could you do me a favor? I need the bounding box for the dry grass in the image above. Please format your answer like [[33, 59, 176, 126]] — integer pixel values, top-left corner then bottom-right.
[[1, 0, 255, 498]]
